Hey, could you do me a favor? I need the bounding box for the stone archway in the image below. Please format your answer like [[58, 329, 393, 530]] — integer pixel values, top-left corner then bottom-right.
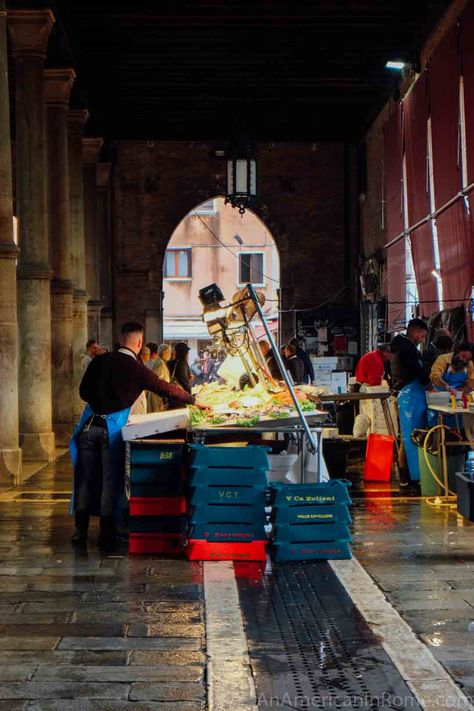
[[111, 140, 348, 344], [161, 196, 281, 360]]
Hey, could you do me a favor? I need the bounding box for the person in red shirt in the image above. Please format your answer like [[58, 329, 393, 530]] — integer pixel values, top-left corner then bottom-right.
[[355, 345, 391, 386]]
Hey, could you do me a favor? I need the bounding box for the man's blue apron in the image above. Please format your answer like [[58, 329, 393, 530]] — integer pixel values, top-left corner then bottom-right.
[[427, 368, 468, 428], [398, 380, 428, 481], [69, 404, 131, 519]]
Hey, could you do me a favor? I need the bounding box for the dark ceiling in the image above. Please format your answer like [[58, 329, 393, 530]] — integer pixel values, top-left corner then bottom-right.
[[11, 0, 453, 141]]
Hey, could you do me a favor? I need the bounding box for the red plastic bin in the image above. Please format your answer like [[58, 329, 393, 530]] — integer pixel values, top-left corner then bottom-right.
[[129, 497, 186, 517], [186, 539, 267, 561], [129, 533, 184, 555], [363, 433, 394, 481]]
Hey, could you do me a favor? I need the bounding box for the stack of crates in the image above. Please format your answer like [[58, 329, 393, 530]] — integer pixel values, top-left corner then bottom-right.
[[186, 445, 269, 561], [128, 441, 187, 555], [269, 480, 352, 561]]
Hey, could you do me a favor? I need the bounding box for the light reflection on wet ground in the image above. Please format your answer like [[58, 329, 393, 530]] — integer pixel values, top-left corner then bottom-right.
[[0, 455, 205, 710], [352, 483, 474, 698]]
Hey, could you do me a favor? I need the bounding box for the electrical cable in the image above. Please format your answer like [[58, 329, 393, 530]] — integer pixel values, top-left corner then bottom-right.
[[192, 210, 280, 284]]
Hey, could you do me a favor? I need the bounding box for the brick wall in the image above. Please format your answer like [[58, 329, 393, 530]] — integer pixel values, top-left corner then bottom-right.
[[111, 140, 350, 343]]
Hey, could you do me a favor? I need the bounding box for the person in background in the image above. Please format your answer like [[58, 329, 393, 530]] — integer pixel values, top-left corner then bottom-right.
[[72, 323, 208, 550], [201, 350, 216, 383], [168, 342, 194, 408], [284, 343, 304, 383], [422, 330, 453, 372], [289, 337, 314, 384], [429, 341, 474, 440], [259, 340, 280, 379], [355, 344, 391, 386], [430, 341, 474, 395], [139, 346, 151, 365], [391, 318, 430, 490], [146, 342, 158, 370], [134, 345, 152, 412], [82, 339, 99, 372], [190, 355, 203, 385], [148, 344, 172, 412], [354, 344, 395, 437]]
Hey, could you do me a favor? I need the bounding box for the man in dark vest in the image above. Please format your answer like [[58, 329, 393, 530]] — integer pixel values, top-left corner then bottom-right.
[[70, 322, 208, 550]]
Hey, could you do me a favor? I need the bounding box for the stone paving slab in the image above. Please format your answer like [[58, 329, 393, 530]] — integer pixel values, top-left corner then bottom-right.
[[127, 623, 204, 638], [0, 651, 128, 666], [0, 666, 37, 682], [0, 637, 60, 651], [32, 665, 204, 683], [0, 624, 126, 637], [26, 702, 202, 711], [58, 637, 202, 651], [0, 682, 130, 700], [129, 682, 204, 702], [128, 650, 205, 666]]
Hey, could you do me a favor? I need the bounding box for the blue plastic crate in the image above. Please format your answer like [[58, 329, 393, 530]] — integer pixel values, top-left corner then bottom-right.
[[273, 521, 351, 543], [130, 465, 182, 485], [190, 444, 269, 470], [271, 540, 352, 561], [269, 480, 351, 506], [271, 503, 352, 525], [190, 485, 267, 507], [130, 442, 184, 469], [130, 479, 183, 498], [190, 503, 266, 524], [189, 521, 267, 542], [189, 467, 268, 487]]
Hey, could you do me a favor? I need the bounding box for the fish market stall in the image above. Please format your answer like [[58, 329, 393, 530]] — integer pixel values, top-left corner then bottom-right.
[[123, 283, 338, 559]]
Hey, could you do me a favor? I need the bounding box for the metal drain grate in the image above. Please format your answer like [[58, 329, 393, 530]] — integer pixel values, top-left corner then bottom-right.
[[236, 561, 421, 710]]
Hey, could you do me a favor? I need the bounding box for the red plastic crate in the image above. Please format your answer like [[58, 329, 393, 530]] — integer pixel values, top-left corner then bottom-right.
[[129, 497, 186, 517], [129, 533, 184, 555], [186, 539, 267, 561]]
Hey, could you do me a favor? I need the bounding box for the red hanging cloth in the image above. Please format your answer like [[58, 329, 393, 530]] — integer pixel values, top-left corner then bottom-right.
[[383, 106, 405, 330], [403, 73, 437, 315], [429, 25, 462, 206], [431, 21, 474, 309], [461, 0, 474, 185]]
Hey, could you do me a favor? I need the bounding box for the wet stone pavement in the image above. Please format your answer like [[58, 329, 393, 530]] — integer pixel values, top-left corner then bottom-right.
[[352, 492, 474, 700], [0, 455, 205, 710], [3, 452, 474, 709]]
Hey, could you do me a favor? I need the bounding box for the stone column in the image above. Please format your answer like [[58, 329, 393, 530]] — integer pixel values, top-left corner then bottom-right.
[[0, 0, 22, 483], [96, 162, 113, 350], [8, 9, 55, 461], [83, 137, 103, 342], [67, 108, 89, 421], [44, 68, 76, 445]]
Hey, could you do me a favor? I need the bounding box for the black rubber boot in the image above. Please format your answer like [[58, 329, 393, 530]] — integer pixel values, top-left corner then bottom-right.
[[98, 516, 119, 552], [71, 510, 89, 544]]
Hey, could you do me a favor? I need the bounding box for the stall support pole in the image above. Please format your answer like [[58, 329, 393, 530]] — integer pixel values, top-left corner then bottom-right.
[[247, 284, 317, 454], [438, 412, 450, 498]]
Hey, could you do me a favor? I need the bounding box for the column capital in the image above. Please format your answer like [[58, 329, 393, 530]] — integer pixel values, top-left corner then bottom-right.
[[82, 137, 104, 166], [96, 162, 112, 189], [0, 241, 20, 260], [67, 109, 89, 136], [7, 9, 55, 61], [44, 68, 76, 108], [17, 262, 54, 281]]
